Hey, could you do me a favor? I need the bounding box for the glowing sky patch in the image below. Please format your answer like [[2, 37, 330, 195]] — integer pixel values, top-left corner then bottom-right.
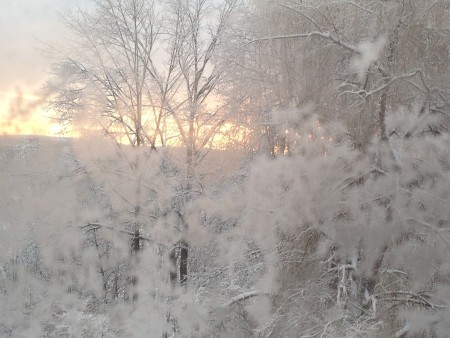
[[0, 0, 91, 136]]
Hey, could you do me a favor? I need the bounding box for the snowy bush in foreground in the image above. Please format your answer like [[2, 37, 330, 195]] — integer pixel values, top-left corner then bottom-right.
[[208, 109, 450, 337]]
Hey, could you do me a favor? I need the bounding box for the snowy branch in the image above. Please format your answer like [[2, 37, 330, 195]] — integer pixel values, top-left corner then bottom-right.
[[81, 223, 153, 243], [249, 32, 358, 53], [221, 291, 269, 308], [375, 291, 447, 310], [342, 70, 427, 98], [395, 322, 410, 338]]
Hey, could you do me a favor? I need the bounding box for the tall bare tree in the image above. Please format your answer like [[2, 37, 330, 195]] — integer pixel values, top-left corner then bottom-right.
[[158, 0, 238, 285], [46, 0, 239, 298], [46, 0, 176, 303]]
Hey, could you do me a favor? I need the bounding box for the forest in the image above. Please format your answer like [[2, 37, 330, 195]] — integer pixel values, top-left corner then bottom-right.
[[1, 0, 450, 337]]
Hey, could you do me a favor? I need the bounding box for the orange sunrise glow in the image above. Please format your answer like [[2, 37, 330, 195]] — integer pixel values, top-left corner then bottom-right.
[[0, 90, 62, 137], [0, 91, 247, 150]]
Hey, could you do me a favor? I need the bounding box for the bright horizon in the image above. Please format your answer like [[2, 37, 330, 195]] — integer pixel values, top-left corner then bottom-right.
[[0, 90, 63, 137], [0, 89, 247, 150]]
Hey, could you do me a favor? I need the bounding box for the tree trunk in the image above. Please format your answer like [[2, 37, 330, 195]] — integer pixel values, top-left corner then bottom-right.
[[179, 241, 188, 285], [131, 227, 140, 302], [379, 90, 388, 141], [132, 153, 142, 302], [169, 249, 177, 287]]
